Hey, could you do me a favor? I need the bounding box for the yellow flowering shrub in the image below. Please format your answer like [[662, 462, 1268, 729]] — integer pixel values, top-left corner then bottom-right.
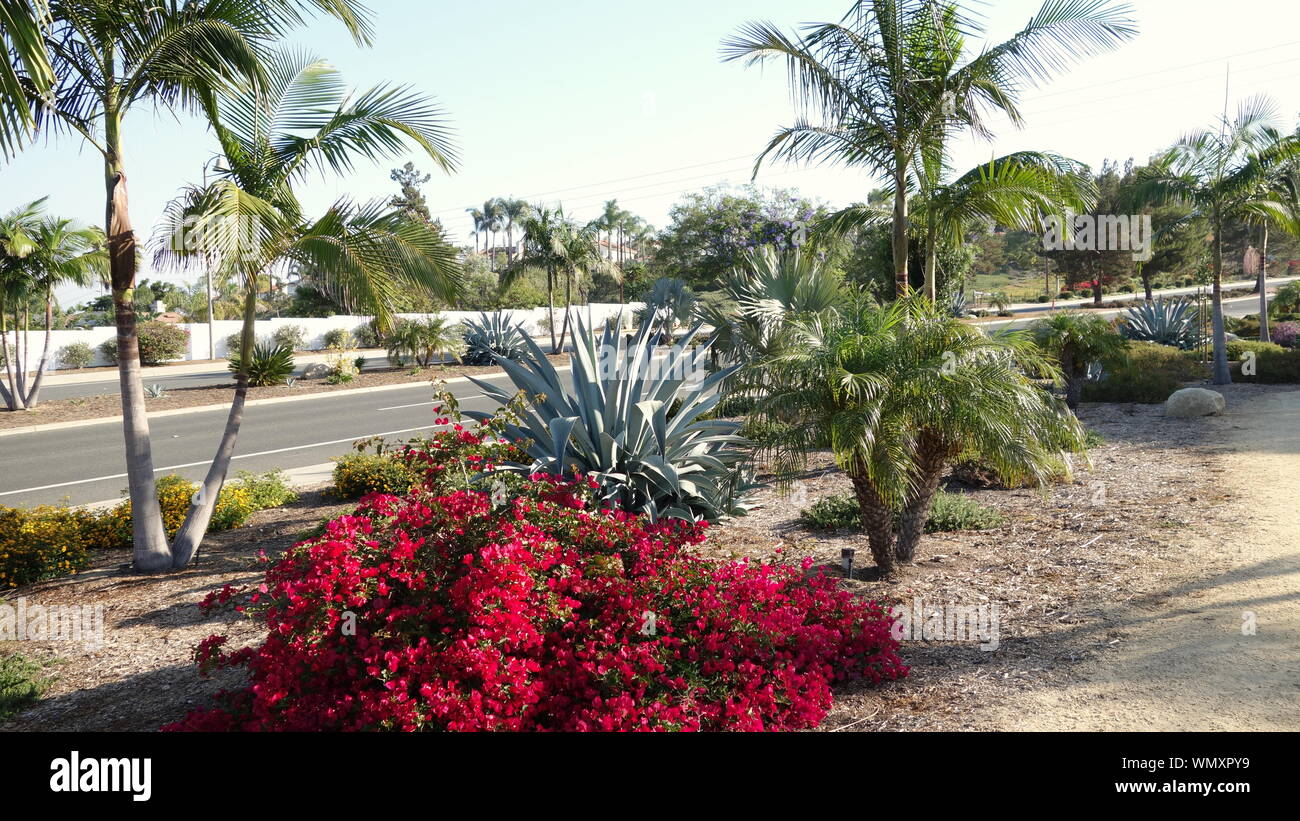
[[2, 471, 297, 590], [0, 505, 93, 589]]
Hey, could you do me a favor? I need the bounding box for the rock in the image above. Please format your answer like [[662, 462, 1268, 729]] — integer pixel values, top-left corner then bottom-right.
[[302, 363, 331, 379], [1225, 332, 1239, 341], [1164, 387, 1226, 418]]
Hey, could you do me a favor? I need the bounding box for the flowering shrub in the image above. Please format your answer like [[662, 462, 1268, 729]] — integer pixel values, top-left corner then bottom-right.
[[0, 505, 94, 589], [1, 471, 298, 589], [1270, 321, 1298, 348], [165, 477, 906, 732]]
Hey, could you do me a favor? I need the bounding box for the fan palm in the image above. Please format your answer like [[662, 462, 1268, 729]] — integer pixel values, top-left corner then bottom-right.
[[723, 0, 1136, 298], [1133, 96, 1300, 383], [0, 0, 374, 571], [152, 49, 459, 566], [1031, 311, 1128, 408], [761, 297, 1083, 572]]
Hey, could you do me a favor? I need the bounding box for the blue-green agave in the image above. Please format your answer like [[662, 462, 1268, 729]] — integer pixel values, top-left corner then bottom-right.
[[462, 311, 530, 365], [1120, 298, 1201, 349], [465, 312, 753, 522]]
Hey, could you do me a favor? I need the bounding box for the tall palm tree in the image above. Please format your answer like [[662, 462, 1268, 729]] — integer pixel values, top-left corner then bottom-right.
[[722, 0, 1136, 299], [153, 50, 459, 566], [499, 197, 529, 262], [1134, 96, 1300, 384], [0, 0, 54, 157], [0, 0, 374, 572], [514, 205, 569, 353], [554, 222, 613, 352], [2, 214, 105, 409], [760, 297, 1083, 572]]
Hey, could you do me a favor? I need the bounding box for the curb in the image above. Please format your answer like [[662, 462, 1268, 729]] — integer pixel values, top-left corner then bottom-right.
[[0, 366, 568, 439]]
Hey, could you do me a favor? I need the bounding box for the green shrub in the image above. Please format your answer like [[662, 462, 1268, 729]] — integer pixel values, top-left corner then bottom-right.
[[799, 490, 1004, 533], [100, 321, 190, 365], [1232, 345, 1300, 384], [1270, 281, 1300, 317], [353, 320, 384, 349], [57, 340, 96, 369], [228, 469, 298, 511], [323, 328, 355, 350], [1082, 341, 1206, 403], [331, 452, 420, 499], [271, 324, 307, 351], [229, 343, 296, 387], [0, 652, 53, 721]]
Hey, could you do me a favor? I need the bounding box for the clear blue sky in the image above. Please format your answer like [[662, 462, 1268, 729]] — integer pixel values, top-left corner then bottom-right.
[[4, 0, 1300, 306]]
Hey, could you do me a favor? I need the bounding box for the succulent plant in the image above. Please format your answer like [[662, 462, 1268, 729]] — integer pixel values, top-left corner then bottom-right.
[[465, 312, 753, 522], [461, 311, 530, 365], [1120, 297, 1201, 349]]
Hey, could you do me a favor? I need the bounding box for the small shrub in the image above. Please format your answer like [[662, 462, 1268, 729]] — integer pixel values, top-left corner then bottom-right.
[[100, 321, 190, 365], [800, 490, 1004, 533], [1270, 321, 1298, 348], [353, 320, 383, 349], [323, 328, 355, 350], [331, 453, 420, 499], [57, 341, 96, 370], [0, 505, 94, 588], [1082, 342, 1206, 403], [0, 652, 53, 721], [230, 343, 296, 387], [229, 470, 298, 510], [1270, 281, 1300, 318], [271, 324, 308, 351]]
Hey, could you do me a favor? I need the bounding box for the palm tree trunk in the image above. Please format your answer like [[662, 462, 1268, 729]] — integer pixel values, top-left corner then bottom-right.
[[169, 287, 256, 567], [848, 470, 895, 576], [892, 162, 910, 299], [1259, 223, 1271, 344], [895, 437, 949, 563], [1210, 216, 1230, 385], [1090, 257, 1103, 305], [1062, 349, 1084, 410], [545, 265, 558, 354], [557, 273, 573, 353], [923, 221, 939, 301], [106, 154, 172, 571], [0, 299, 20, 411], [22, 286, 56, 407], [15, 305, 28, 399]]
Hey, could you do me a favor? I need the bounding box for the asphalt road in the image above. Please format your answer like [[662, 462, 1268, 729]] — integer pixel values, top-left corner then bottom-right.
[[979, 291, 1268, 331], [38, 351, 394, 401], [0, 371, 517, 509]]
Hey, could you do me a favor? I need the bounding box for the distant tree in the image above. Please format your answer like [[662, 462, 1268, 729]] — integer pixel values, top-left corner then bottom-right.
[[390, 162, 433, 223]]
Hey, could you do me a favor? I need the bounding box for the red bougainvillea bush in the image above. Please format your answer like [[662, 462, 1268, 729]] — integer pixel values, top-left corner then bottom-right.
[[165, 472, 906, 732]]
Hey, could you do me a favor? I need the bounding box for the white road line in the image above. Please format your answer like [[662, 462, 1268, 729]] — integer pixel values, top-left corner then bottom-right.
[[0, 423, 449, 498], [377, 393, 484, 411]]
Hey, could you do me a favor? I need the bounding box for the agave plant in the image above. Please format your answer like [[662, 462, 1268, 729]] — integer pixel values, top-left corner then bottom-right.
[[462, 311, 530, 365], [465, 312, 753, 522], [1120, 298, 1201, 349]]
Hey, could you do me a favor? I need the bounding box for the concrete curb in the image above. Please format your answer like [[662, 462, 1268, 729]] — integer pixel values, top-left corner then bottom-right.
[[0, 366, 570, 439]]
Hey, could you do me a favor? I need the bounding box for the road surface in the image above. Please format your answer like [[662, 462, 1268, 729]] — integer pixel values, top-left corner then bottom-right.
[[0, 371, 514, 508]]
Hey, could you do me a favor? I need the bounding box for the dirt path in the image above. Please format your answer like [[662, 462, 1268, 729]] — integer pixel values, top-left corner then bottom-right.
[[978, 387, 1300, 731]]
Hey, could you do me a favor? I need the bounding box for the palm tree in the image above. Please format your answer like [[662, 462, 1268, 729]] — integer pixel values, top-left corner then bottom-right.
[[0, 0, 54, 158], [555, 223, 613, 352], [722, 0, 1136, 298], [153, 50, 459, 566], [514, 205, 571, 353], [1134, 96, 1300, 384], [8, 217, 105, 408], [0, 0, 374, 572], [1031, 311, 1127, 409], [761, 297, 1083, 571], [499, 198, 529, 262]]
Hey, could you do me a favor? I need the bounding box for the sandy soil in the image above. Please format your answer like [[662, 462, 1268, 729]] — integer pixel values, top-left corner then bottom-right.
[[970, 385, 1300, 731]]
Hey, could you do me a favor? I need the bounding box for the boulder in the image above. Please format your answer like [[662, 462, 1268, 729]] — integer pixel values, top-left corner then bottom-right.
[[302, 363, 331, 379], [1164, 387, 1226, 418], [1225, 332, 1240, 341]]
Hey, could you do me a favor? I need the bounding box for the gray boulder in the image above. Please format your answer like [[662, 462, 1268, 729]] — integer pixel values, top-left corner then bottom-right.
[[302, 362, 331, 379], [1165, 387, 1226, 418]]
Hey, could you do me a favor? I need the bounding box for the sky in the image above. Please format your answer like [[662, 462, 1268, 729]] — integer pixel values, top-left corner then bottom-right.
[[4, 0, 1300, 307]]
